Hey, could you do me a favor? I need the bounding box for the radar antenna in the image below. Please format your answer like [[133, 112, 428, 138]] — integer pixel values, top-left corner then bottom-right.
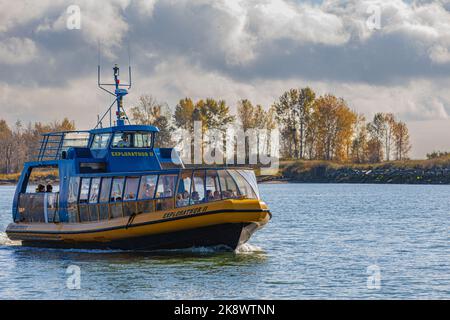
[[96, 44, 132, 128]]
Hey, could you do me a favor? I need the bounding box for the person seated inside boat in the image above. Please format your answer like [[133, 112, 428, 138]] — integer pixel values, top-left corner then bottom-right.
[[125, 192, 135, 200], [116, 133, 131, 148], [163, 189, 172, 198], [143, 183, 155, 198], [221, 190, 231, 199], [36, 184, 45, 193], [206, 190, 214, 202], [213, 190, 221, 200], [46, 184, 53, 193], [176, 194, 183, 207], [191, 191, 200, 204]]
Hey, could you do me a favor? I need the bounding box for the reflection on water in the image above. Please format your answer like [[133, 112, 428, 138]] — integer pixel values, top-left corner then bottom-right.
[[1, 184, 450, 299]]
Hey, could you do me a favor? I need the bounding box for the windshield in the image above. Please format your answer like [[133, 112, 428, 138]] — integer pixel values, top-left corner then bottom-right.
[[111, 132, 153, 148]]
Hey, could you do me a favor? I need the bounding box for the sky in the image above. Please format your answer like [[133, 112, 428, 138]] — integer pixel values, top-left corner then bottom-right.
[[1, 0, 450, 158]]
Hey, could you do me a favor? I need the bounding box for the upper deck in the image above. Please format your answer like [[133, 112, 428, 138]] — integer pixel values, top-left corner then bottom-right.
[[32, 124, 182, 172]]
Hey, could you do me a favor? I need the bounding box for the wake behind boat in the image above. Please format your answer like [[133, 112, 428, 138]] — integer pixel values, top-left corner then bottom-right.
[[5, 64, 271, 251]]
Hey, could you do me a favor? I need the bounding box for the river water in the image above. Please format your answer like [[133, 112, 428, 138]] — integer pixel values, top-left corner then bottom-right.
[[0, 183, 449, 299]]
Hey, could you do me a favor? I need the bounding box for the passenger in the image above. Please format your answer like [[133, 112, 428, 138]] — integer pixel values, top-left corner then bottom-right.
[[46, 184, 53, 193], [176, 194, 183, 207], [125, 192, 135, 200], [36, 184, 45, 193], [117, 134, 131, 148], [164, 190, 172, 198], [206, 190, 214, 201], [222, 190, 230, 199], [144, 183, 155, 198], [213, 190, 221, 200], [191, 191, 200, 203]]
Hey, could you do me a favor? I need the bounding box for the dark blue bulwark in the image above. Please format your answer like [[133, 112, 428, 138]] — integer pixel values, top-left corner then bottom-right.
[[12, 124, 184, 222]]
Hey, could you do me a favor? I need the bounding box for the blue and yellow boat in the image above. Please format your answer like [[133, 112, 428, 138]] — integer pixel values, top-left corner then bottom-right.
[[5, 65, 271, 250]]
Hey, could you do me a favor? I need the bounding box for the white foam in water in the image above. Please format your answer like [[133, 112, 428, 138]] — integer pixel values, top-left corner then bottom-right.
[[0, 232, 21, 247], [235, 243, 264, 254]]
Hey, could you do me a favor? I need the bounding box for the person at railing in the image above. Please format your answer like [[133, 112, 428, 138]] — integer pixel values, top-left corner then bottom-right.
[[46, 184, 53, 193], [36, 184, 45, 193]]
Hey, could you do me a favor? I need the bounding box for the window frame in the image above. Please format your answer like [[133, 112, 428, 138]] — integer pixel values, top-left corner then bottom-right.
[[123, 176, 141, 202], [155, 174, 178, 199], [138, 174, 158, 200], [78, 178, 91, 204], [91, 133, 112, 149], [88, 177, 101, 204]]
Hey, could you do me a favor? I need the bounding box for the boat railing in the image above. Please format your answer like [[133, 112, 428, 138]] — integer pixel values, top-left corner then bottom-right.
[[16, 192, 59, 223], [34, 131, 90, 161]]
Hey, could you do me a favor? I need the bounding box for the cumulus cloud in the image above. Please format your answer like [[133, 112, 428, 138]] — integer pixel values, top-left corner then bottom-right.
[[1, 0, 450, 158], [0, 37, 38, 65]]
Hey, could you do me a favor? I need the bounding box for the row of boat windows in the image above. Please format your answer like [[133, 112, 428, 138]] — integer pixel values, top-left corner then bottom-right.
[[68, 169, 259, 209], [91, 131, 153, 149]]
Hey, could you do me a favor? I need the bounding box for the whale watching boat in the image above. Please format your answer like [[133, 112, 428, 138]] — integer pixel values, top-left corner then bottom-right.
[[5, 64, 271, 250]]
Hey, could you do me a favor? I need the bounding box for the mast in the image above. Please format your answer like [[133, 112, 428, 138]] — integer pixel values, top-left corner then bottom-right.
[[97, 62, 132, 128], [113, 64, 127, 126]]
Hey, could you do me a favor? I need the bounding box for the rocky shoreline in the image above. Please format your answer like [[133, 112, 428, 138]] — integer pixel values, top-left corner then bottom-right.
[[278, 165, 450, 184]]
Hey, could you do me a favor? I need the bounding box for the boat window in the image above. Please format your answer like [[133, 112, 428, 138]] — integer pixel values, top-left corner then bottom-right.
[[68, 177, 80, 204], [99, 178, 112, 203], [228, 170, 257, 199], [205, 170, 221, 202], [111, 177, 125, 201], [237, 170, 260, 199], [156, 174, 177, 198], [124, 177, 140, 200], [138, 175, 158, 199], [89, 178, 101, 203], [191, 171, 206, 204], [176, 171, 192, 207], [111, 132, 133, 148], [134, 132, 153, 148], [91, 133, 111, 149], [79, 178, 90, 203], [217, 170, 239, 199], [67, 177, 80, 223]]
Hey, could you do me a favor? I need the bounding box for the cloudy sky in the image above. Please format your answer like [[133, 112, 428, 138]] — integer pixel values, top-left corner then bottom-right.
[[1, 0, 450, 158]]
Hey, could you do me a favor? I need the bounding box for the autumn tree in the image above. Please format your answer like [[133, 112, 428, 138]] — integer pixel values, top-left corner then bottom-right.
[[131, 95, 174, 147], [367, 113, 386, 162], [311, 95, 356, 161], [393, 121, 411, 160], [351, 114, 368, 163], [273, 88, 315, 159]]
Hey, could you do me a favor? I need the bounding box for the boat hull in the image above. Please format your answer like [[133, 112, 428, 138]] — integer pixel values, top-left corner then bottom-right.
[[6, 199, 270, 251], [19, 222, 256, 251]]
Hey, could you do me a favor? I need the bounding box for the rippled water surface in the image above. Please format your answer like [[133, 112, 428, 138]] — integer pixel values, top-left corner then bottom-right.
[[0, 184, 449, 299]]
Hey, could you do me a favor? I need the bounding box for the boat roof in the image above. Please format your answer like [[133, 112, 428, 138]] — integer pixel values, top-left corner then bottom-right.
[[90, 125, 160, 134]]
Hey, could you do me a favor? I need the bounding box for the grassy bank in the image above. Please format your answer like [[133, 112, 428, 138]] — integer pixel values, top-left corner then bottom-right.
[[0, 170, 59, 185]]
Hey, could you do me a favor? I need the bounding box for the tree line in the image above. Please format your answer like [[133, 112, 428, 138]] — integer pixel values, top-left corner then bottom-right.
[[0, 87, 412, 174]]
